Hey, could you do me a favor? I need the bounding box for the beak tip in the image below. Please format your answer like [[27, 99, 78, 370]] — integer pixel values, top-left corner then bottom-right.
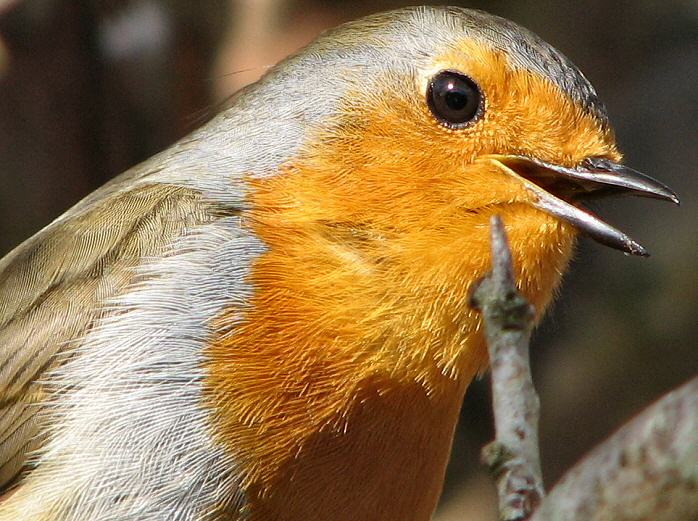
[[627, 241, 650, 257], [657, 186, 680, 206]]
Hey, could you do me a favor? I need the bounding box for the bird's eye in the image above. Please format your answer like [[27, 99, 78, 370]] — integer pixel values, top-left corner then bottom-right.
[[427, 70, 483, 129]]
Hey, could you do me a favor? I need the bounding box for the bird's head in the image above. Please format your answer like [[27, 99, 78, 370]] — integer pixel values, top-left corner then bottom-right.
[[230, 7, 676, 329]]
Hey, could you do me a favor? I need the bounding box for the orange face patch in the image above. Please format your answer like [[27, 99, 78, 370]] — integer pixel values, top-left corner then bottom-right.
[[203, 42, 614, 517]]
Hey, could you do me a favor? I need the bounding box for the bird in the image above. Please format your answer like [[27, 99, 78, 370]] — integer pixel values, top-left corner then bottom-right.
[[0, 6, 678, 521]]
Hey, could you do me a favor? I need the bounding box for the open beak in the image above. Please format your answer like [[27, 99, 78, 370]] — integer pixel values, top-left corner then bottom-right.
[[483, 155, 679, 256]]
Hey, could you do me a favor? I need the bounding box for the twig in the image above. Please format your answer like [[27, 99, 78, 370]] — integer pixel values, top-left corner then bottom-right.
[[530, 375, 698, 521], [469, 215, 544, 521]]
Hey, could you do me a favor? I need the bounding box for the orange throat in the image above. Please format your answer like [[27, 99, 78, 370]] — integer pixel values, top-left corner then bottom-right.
[[203, 161, 575, 519]]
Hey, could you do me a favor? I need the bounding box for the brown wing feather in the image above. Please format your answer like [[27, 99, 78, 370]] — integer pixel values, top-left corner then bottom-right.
[[0, 181, 215, 491]]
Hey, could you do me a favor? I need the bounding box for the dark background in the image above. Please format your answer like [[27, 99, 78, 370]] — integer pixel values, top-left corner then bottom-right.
[[1, 1, 696, 519]]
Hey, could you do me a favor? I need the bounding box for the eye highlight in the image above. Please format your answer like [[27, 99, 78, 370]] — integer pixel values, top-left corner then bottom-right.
[[427, 70, 483, 129]]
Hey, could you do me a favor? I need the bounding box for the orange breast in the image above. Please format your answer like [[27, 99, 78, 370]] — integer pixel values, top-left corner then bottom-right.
[[244, 378, 469, 521], [203, 175, 573, 520]]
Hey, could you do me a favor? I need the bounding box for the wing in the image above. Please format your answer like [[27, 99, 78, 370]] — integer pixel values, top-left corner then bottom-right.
[[0, 174, 217, 491]]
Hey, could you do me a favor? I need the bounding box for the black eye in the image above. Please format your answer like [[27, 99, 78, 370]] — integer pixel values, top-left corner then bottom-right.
[[427, 70, 483, 129]]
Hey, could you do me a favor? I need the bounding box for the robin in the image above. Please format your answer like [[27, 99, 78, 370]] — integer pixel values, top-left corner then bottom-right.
[[0, 6, 677, 521]]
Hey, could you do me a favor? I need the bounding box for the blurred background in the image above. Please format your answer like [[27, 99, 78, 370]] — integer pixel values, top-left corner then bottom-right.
[[0, 1, 696, 519]]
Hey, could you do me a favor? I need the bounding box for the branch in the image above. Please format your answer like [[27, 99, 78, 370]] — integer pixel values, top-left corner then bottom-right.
[[470, 215, 544, 521], [530, 375, 698, 521], [471, 215, 698, 521]]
